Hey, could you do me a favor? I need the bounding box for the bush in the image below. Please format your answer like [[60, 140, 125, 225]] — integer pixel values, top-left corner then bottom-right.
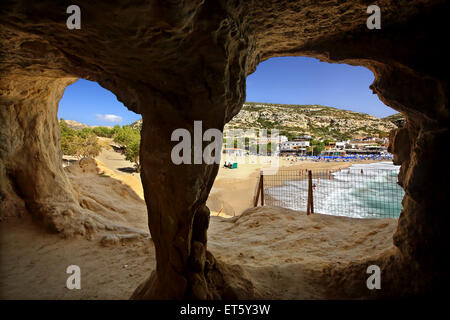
[[113, 126, 139, 146], [124, 138, 141, 172], [91, 126, 117, 138], [59, 121, 102, 159], [78, 134, 102, 158]]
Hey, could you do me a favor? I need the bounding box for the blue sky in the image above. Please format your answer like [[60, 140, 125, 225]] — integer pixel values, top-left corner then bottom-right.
[[58, 80, 141, 126], [246, 57, 395, 117], [58, 57, 396, 125]]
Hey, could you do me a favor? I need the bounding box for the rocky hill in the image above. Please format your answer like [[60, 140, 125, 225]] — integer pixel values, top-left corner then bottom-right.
[[224, 102, 397, 140], [128, 119, 143, 130], [61, 119, 89, 130], [382, 113, 406, 128], [60, 119, 114, 130], [126, 103, 398, 141]]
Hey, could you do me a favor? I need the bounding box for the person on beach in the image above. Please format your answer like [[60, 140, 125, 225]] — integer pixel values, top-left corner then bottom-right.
[[361, 169, 364, 175]]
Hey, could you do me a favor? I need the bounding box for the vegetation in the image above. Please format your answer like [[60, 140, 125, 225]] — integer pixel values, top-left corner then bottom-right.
[[382, 113, 404, 122], [59, 120, 102, 159], [310, 140, 329, 156], [91, 125, 120, 138], [256, 118, 280, 129], [123, 137, 141, 172], [113, 126, 141, 172], [280, 130, 298, 141], [59, 120, 141, 172]]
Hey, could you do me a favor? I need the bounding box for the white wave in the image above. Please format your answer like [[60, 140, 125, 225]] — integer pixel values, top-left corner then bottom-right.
[[266, 162, 404, 219]]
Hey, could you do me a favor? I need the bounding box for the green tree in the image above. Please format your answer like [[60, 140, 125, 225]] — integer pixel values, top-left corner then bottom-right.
[[60, 121, 78, 155], [113, 126, 138, 146], [310, 140, 326, 156], [124, 137, 141, 172], [113, 126, 141, 172], [313, 144, 325, 156]]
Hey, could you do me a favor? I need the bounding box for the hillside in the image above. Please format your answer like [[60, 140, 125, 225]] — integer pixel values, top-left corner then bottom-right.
[[382, 113, 405, 128], [105, 103, 398, 141], [128, 119, 143, 130], [61, 119, 89, 130], [224, 102, 397, 140], [382, 113, 403, 122], [60, 119, 114, 130]]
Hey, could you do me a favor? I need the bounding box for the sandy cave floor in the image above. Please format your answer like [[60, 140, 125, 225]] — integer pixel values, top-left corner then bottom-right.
[[0, 152, 397, 299], [0, 207, 396, 299]]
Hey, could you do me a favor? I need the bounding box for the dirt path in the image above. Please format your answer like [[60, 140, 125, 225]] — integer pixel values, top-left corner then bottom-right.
[[96, 148, 137, 177]]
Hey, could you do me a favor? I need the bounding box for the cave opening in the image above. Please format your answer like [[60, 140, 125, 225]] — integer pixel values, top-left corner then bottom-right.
[[1, 0, 447, 300], [199, 56, 408, 299], [56, 78, 149, 234], [212, 56, 405, 220], [58, 79, 141, 169]]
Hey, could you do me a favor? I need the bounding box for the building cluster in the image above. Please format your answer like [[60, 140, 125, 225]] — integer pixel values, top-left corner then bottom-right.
[[222, 128, 390, 157], [281, 136, 389, 156], [323, 137, 389, 156], [279, 135, 311, 155]]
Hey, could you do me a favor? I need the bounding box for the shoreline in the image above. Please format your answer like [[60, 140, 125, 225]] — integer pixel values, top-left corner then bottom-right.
[[207, 156, 393, 217], [260, 161, 402, 219]]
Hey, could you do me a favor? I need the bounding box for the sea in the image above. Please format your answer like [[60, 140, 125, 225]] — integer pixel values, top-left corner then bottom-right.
[[266, 162, 404, 219]]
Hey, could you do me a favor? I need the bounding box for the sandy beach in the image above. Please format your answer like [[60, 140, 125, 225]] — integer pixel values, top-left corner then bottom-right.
[[93, 144, 379, 218], [0, 147, 397, 299], [207, 155, 384, 217]]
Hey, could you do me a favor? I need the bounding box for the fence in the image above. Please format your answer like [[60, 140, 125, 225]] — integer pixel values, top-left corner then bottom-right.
[[254, 167, 404, 219]]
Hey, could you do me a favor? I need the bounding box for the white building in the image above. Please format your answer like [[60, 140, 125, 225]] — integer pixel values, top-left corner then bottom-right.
[[280, 140, 310, 154], [257, 135, 288, 144], [335, 141, 347, 149]]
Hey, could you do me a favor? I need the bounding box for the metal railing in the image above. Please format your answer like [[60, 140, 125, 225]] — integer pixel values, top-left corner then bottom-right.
[[254, 167, 404, 219]]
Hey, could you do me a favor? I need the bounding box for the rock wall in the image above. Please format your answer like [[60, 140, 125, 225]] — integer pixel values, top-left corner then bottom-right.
[[0, 77, 83, 229], [1, 0, 448, 298]]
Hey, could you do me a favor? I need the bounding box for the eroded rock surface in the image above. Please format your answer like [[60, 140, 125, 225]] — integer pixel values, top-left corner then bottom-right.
[[1, 0, 448, 298]]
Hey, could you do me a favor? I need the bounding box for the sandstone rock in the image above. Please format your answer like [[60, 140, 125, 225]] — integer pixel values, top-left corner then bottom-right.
[[101, 234, 120, 247], [118, 233, 142, 243], [190, 240, 206, 273], [1, 0, 448, 299]]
